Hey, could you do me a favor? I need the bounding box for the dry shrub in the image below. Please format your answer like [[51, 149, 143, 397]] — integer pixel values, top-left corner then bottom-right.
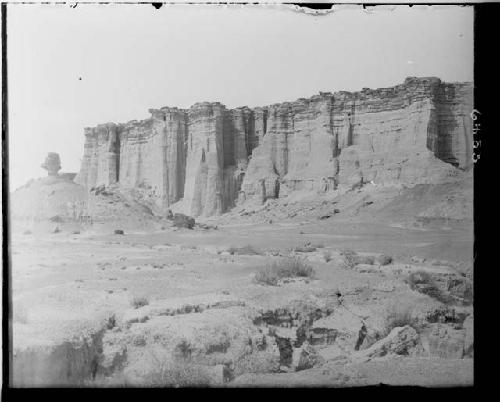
[[378, 254, 393, 266], [293, 245, 317, 253], [341, 250, 386, 268], [254, 267, 280, 286], [228, 245, 262, 256], [356, 255, 375, 265], [340, 249, 358, 269], [407, 270, 434, 289], [407, 271, 453, 304], [131, 295, 149, 309], [384, 303, 417, 335], [254, 257, 315, 286]]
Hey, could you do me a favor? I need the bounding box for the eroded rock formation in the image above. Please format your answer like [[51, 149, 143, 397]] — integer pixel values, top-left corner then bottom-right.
[[75, 77, 473, 217], [41, 152, 62, 176]]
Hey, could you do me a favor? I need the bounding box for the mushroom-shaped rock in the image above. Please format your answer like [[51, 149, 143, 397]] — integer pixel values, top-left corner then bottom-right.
[[41, 152, 61, 176]]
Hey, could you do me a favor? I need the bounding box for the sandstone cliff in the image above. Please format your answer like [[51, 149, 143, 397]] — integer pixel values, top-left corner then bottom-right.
[[75, 77, 473, 217]]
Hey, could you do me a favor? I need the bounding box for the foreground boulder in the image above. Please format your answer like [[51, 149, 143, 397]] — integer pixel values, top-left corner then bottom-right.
[[352, 326, 420, 362]]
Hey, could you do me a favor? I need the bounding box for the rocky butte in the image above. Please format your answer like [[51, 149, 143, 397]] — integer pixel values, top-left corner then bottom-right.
[[75, 77, 473, 217]]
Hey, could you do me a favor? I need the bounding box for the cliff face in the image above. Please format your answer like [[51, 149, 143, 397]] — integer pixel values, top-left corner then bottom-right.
[[75, 77, 473, 217]]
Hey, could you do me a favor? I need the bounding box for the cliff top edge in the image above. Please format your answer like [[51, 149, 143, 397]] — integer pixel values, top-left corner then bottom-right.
[[83, 77, 472, 132]]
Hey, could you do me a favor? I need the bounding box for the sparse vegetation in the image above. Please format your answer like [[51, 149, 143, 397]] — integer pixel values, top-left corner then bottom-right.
[[254, 268, 280, 286], [340, 249, 358, 269], [131, 296, 150, 309], [407, 271, 453, 304], [292, 245, 317, 253], [228, 245, 262, 255], [339, 249, 379, 267], [384, 303, 417, 334], [377, 254, 393, 266], [407, 270, 432, 289], [254, 257, 315, 286], [356, 255, 376, 265]]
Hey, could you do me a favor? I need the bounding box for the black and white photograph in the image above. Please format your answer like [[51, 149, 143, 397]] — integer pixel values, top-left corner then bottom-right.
[[2, 1, 478, 388]]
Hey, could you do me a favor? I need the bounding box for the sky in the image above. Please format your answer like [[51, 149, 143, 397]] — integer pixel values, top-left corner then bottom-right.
[[7, 4, 474, 190]]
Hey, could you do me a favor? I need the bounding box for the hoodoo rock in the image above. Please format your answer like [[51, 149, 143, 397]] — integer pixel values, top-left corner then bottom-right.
[[41, 152, 62, 176], [75, 77, 473, 217], [12, 153, 86, 222]]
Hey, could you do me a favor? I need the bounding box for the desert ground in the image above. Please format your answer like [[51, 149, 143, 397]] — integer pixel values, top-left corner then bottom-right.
[[6, 4, 476, 388], [10, 179, 474, 387]]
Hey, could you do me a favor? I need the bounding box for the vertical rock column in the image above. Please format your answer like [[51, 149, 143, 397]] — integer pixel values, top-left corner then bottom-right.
[[75, 124, 119, 188], [221, 107, 255, 211], [117, 120, 155, 189], [231, 107, 253, 167], [75, 77, 473, 215], [285, 94, 337, 193], [167, 108, 189, 205], [269, 103, 292, 178], [75, 128, 98, 188], [428, 82, 473, 170], [95, 124, 119, 186], [238, 103, 291, 202], [253, 107, 268, 148], [184, 103, 225, 217], [312, 94, 338, 191], [105, 124, 120, 185], [150, 108, 188, 210]]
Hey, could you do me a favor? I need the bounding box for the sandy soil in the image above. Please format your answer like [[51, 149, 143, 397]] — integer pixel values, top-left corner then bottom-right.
[[10, 210, 473, 387]]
